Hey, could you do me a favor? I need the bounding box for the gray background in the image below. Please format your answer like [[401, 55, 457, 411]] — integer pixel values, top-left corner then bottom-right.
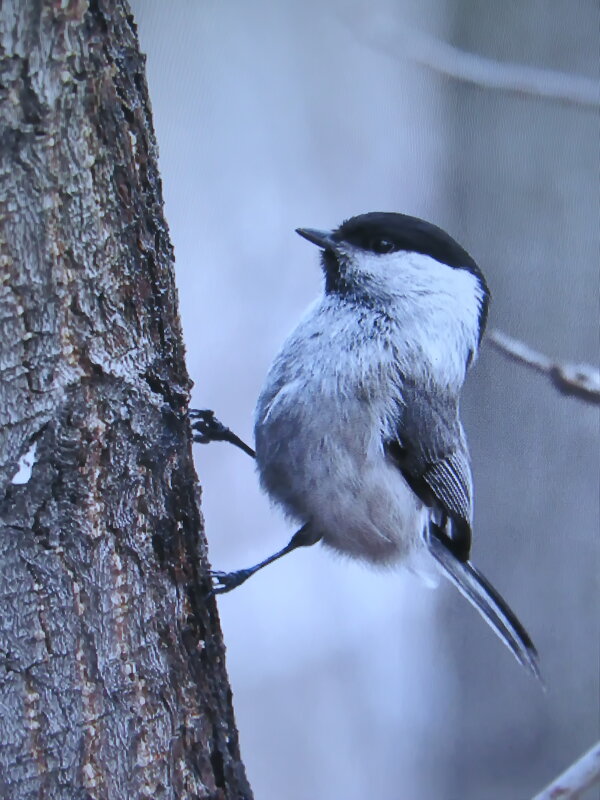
[[130, 2, 599, 798]]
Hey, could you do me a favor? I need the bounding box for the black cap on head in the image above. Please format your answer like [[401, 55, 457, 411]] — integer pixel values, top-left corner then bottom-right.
[[334, 212, 481, 276], [297, 212, 490, 337], [335, 212, 489, 330]]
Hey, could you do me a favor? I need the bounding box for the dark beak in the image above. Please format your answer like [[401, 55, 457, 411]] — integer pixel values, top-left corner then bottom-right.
[[295, 227, 336, 249]]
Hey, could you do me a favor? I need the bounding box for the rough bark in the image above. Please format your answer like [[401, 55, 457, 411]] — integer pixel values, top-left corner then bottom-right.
[[0, 2, 251, 798]]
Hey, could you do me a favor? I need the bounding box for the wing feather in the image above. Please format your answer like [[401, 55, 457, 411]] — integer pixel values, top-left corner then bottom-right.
[[384, 382, 473, 561], [384, 381, 540, 678], [422, 451, 472, 526]]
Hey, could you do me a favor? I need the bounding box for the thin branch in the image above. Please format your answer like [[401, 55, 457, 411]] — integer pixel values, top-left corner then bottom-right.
[[531, 740, 600, 800], [487, 330, 600, 405], [340, 9, 599, 110]]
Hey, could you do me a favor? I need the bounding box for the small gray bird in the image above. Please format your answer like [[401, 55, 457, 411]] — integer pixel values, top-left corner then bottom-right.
[[191, 212, 540, 680]]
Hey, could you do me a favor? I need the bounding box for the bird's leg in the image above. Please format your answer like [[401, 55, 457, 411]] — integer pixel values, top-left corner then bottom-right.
[[192, 411, 318, 594], [189, 409, 256, 458], [210, 524, 322, 595]]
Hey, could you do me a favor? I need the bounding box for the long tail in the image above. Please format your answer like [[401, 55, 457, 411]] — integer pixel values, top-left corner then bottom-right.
[[427, 531, 542, 683]]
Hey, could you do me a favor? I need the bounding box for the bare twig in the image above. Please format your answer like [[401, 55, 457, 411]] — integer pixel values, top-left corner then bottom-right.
[[340, 9, 599, 110], [488, 330, 600, 405], [531, 740, 600, 800]]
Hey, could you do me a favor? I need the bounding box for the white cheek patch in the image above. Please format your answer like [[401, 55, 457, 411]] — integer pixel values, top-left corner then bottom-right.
[[336, 248, 483, 388], [355, 249, 478, 299], [346, 248, 482, 335]]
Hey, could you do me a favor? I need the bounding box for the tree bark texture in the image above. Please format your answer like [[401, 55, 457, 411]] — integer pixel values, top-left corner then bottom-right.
[[0, 2, 251, 798]]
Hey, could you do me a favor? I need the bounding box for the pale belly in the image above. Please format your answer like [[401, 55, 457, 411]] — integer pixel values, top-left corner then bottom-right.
[[254, 382, 427, 566]]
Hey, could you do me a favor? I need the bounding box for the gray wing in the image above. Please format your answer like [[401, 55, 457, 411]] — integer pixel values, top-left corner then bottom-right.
[[384, 382, 473, 562], [385, 383, 541, 680], [421, 449, 472, 528]]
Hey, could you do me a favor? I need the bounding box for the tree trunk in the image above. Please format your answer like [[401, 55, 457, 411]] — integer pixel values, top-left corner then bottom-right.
[[0, 2, 251, 798]]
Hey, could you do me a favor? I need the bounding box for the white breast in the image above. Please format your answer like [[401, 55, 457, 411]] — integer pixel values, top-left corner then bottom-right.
[[254, 299, 431, 565]]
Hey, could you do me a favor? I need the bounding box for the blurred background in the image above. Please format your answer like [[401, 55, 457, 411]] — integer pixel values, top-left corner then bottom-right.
[[130, 2, 599, 798]]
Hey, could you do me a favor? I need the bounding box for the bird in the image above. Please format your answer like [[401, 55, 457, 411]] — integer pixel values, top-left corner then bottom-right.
[[190, 212, 540, 680]]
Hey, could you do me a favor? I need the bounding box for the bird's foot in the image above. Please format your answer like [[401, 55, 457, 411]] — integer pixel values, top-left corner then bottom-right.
[[209, 568, 254, 596], [189, 409, 231, 444], [190, 408, 255, 458]]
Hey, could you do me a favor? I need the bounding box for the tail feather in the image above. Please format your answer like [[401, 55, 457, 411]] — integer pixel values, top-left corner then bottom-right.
[[427, 531, 542, 683]]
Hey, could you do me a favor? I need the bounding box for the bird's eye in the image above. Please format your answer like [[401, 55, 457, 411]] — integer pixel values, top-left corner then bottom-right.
[[370, 238, 396, 254]]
